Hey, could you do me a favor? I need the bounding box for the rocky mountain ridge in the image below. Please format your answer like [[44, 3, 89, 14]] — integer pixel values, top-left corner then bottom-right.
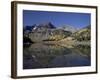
[[23, 22, 90, 43]]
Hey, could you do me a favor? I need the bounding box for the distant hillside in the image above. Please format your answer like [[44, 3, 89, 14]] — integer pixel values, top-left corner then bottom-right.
[[58, 25, 79, 33], [72, 25, 91, 41]]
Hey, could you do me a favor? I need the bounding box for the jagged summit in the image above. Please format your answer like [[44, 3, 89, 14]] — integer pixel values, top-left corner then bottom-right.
[[24, 22, 56, 31], [35, 22, 56, 29]]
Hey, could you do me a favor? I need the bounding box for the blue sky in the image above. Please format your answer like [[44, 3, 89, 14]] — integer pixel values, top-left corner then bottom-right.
[[23, 10, 91, 29]]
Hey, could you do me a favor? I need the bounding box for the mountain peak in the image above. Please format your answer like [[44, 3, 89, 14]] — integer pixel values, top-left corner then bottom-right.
[[37, 22, 56, 29]]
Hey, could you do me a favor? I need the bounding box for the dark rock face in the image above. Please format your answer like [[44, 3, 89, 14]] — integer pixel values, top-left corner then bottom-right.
[[36, 22, 56, 29], [23, 22, 56, 31], [23, 36, 33, 44], [24, 25, 34, 31]]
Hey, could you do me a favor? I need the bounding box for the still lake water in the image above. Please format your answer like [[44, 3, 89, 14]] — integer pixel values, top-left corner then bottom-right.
[[23, 43, 91, 69]]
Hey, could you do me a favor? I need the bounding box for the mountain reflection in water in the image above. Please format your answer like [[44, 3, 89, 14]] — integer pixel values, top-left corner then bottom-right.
[[23, 43, 91, 69]]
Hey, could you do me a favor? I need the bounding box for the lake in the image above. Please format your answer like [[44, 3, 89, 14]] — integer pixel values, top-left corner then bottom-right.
[[23, 43, 91, 69]]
